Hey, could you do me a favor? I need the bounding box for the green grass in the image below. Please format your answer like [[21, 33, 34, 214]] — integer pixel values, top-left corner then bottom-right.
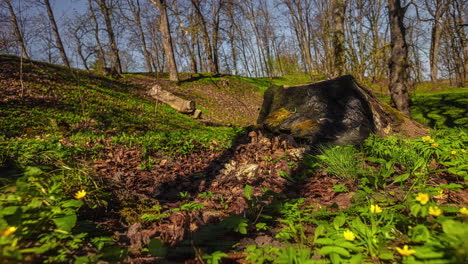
[[411, 90, 468, 128], [0, 56, 242, 154]]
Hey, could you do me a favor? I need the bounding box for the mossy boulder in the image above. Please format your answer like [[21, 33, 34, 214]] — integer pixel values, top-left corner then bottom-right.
[[257, 75, 427, 145]]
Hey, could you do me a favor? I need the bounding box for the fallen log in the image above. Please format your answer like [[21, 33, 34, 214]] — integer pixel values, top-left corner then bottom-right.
[[149, 85, 196, 114]]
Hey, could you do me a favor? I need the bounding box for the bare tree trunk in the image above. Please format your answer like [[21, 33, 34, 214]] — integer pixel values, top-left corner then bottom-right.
[[88, 0, 106, 70], [72, 28, 89, 70], [127, 0, 153, 72], [172, 1, 198, 73], [150, 0, 179, 82], [4, 0, 29, 59], [210, 1, 222, 75], [283, 0, 314, 77], [426, 0, 448, 86], [388, 0, 411, 116], [97, 0, 122, 74], [332, 0, 346, 77], [226, 2, 238, 75], [191, 0, 218, 74], [453, 0, 466, 87], [43, 0, 70, 67]]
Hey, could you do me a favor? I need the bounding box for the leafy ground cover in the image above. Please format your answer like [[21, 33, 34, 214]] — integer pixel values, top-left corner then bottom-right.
[[0, 55, 467, 263]]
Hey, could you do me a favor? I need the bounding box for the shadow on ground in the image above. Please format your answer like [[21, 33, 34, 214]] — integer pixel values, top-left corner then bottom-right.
[[411, 92, 468, 128]]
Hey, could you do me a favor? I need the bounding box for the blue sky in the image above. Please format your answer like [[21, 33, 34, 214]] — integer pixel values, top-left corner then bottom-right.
[[53, 0, 85, 18]]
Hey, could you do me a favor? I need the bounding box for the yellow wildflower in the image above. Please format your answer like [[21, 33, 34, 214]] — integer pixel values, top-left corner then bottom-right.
[[415, 193, 430, 205], [432, 143, 439, 148], [460, 208, 468, 215], [461, 149, 466, 153], [434, 190, 447, 199], [343, 230, 356, 241], [396, 245, 416, 256], [1, 226, 18, 237], [370, 204, 383, 213], [429, 206, 443, 216], [422, 136, 431, 142], [450, 150, 457, 155], [74, 190, 87, 199]]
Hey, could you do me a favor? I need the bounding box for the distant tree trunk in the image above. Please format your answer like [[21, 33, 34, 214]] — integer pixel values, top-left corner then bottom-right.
[[88, 0, 106, 69], [127, 0, 153, 72], [191, 0, 219, 74], [425, 0, 448, 86], [97, 0, 122, 74], [150, 0, 179, 82], [172, 1, 198, 73], [282, 0, 314, 77], [72, 27, 89, 70], [332, 0, 346, 77], [4, 0, 29, 59], [43, 0, 70, 67], [210, 1, 222, 75], [387, 0, 411, 116]]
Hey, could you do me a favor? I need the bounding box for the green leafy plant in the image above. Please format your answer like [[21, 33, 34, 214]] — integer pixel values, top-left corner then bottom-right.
[[202, 251, 228, 264], [313, 145, 363, 181]]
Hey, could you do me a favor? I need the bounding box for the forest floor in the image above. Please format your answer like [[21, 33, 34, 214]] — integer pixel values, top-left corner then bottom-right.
[[0, 55, 467, 264]]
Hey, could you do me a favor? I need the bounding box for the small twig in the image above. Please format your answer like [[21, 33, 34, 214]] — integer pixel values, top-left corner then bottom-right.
[[20, 53, 25, 97]]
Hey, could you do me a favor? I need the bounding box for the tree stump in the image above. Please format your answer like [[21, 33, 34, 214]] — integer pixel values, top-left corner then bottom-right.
[[257, 75, 427, 145]]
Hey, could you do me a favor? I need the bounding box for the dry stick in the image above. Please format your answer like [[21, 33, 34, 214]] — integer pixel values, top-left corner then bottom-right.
[[20, 50, 24, 98], [19, 0, 25, 98]]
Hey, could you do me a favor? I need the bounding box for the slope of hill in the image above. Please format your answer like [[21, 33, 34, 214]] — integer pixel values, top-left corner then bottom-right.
[[1, 55, 467, 264]]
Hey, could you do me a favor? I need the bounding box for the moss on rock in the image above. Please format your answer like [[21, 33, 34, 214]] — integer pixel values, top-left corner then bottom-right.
[[291, 119, 318, 137], [265, 108, 292, 127]]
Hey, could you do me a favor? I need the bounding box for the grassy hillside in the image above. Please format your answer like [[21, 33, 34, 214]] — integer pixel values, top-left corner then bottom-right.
[[0, 55, 467, 263]]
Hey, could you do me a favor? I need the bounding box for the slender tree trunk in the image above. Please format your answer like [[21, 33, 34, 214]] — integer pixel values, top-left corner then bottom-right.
[[211, 2, 221, 75], [43, 0, 70, 67], [226, 4, 238, 75], [97, 0, 122, 74], [191, 0, 218, 74], [73, 30, 89, 70], [130, 0, 153, 72], [88, 0, 106, 69], [4, 0, 29, 59], [426, 0, 448, 86], [429, 21, 442, 84], [173, 2, 198, 73], [387, 0, 411, 116], [332, 0, 346, 77], [150, 0, 179, 82]]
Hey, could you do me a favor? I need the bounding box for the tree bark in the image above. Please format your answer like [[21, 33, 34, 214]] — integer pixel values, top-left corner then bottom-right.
[[172, 1, 198, 73], [127, 0, 153, 72], [191, 0, 218, 74], [283, 0, 314, 77], [332, 0, 347, 77], [97, 0, 122, 74], [226, 2, 238, 75], [426, 0, 448, 86], [88, 0, 106, 70], [387, 0, 411, 117], [150, 0, 179, 82], [43, 0, 70, 67], [4, 0, 29, 59]]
